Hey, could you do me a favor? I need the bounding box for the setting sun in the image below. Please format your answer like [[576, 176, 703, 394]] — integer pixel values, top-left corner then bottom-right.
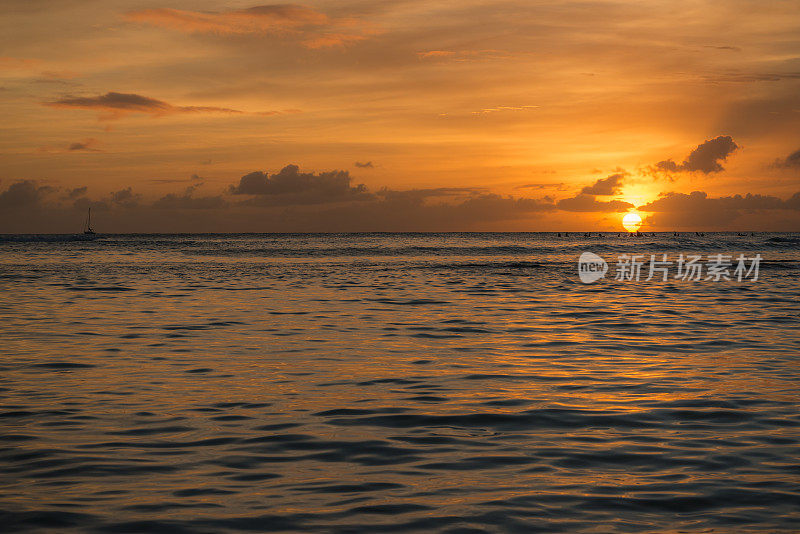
[[622, 212, 642, 232]]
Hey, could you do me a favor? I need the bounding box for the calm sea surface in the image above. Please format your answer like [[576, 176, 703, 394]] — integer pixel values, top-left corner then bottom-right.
[[1, 233, 799, 533]]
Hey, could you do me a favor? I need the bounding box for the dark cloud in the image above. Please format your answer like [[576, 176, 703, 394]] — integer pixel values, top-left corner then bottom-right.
[[67, 138, 101, 152], [229, 164, 372, 205], [557, 194, 633, 212], [0, 180, 53, 209], [152, 184, 226, 210], [0, 188, 554, 234], [38, 138, 103, 154], [66, 186, 87, 198], [0, 164, 559, 232], [773, 148, 800, 169], [655, 135, 740, 174], [639, 190, 799, 228], [72, 197, 110, 211], [580, 173, 625, 195], [46, 92, 243, 119], [702, 45, 741, 51], [286, 191, 555, 231], [640, 191, 787, 212], [556, 173, 632, 212], [372, 186, 551, 211], [110, 187, 140, 208], [3, 170, 798, 232], [785, 192, 800, 210], [450, 193, 554, 216], [354, 161, 374, 168]]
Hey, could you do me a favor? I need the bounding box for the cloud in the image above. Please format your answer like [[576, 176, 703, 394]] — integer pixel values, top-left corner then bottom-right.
[[4, 166, 797, 232], [66, 186, 87, 198], [448, 193, 554, 216], [0, 180, 53, 209], [472, 105, 538, 115], [417, 49, 511, 62], [514, 182, 569, 191], [786, 192, 800, 210], [638, 190, 799, 228], [705, 72, 800, 83], [641, 190, 787, 211], [655, 135, 740, 174], [354, 161, 374, 168], [38, 138, 103, 153], [126, 5, 374, 49], [580, 173, 625, 195], [40, 70, 79, 80], [557, 194, 633, 212], [417, 50, 455, 59], [126, 5, 327, 34], [152, 184, 226, 210], [229, 164, 372, 205], [68, 138, 101, 152], [555, 173, 632, 212], [110, 187, 140, 208], [286, 189, 555, 231], [148, 174, 207, 184], [72, 197, 110, 211], [302, 32, 372, 49], [702, 45, 741, 51], [773, 148, 800, 169], [45, 92, 243, 119], [376, 187, 487, 202], [0, 173, 555, 232]]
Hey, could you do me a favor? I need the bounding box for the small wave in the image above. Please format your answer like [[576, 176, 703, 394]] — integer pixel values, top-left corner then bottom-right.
[[65, 286, 134, 292], [767, 236, 800, 244], [30, 362, 95, 369], [0, 234, 100, 243]]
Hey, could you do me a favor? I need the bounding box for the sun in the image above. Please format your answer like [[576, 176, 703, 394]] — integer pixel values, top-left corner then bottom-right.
[[622, 212, 642, 232]]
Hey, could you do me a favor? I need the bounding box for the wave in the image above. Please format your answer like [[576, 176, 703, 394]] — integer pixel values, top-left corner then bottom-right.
[[0, 234, 100, 243]]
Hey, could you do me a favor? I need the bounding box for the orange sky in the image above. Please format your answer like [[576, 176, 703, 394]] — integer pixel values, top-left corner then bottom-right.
[[1, 0, 799, 232]]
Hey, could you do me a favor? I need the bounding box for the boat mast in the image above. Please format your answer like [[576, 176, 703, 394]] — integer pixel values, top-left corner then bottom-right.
[[84, 207, 94, 234]]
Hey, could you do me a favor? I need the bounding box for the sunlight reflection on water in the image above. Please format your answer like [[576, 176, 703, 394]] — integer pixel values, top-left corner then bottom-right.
[[1, 233, 799, 532]]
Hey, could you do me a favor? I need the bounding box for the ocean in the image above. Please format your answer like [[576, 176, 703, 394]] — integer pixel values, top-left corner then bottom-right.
[[1, 232, 799, 532]]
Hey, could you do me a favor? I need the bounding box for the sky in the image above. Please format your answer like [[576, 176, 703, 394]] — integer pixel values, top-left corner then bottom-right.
[[1, 0, 799, 232]]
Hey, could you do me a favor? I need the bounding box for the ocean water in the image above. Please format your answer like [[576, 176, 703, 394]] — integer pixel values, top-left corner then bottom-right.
[[1, 232, 799, 533]]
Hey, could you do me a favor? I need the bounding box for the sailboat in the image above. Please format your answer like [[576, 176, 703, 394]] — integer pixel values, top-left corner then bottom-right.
[[83, 207, 96, 235]]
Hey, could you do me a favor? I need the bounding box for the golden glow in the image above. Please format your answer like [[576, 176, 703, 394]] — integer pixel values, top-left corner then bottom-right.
[[622, 212, 642, 232], [0, 1, 798, 231]]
